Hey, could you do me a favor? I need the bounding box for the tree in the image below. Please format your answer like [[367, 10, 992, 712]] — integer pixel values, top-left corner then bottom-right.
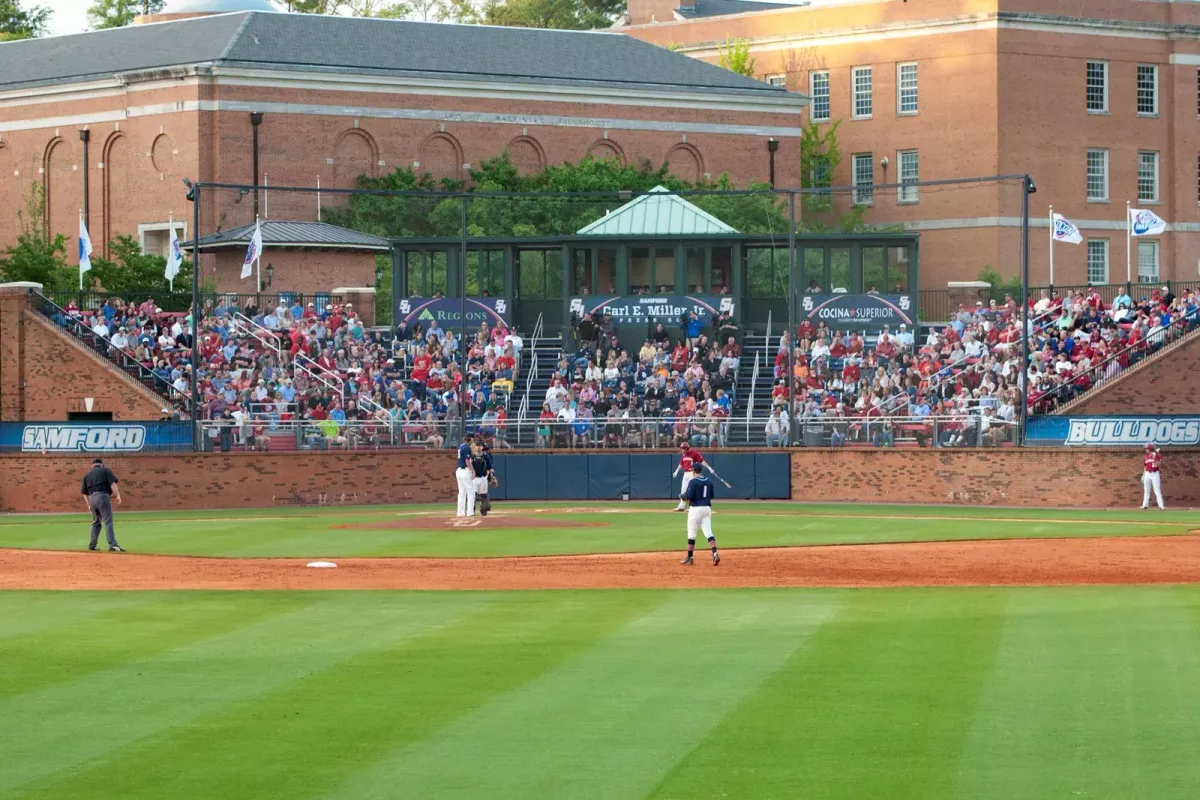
[[797, 120, 866, 233], [86, 0, 162, 29], [86, 235, 193, 300], [0, 0, 50, 41], [0, 182, 73, 291], [716, 38, 755, 77], [482, 0, 623, 30]]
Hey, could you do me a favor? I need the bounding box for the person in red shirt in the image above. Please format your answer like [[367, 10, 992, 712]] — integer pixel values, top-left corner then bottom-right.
[[672, 443, 718, 511], [796, 320, 817, 341], [1142, 442, 1165, 509]]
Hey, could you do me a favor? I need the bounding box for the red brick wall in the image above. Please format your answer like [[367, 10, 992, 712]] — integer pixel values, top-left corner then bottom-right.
[[210, 248, 377, 296], [791, 448, 1200, 507], [0, 450, 456, 513], [1067, 330, 1200, 415], [0, 289, 166, 421]]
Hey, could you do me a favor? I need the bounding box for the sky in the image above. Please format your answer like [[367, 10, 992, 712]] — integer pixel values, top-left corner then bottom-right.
[[44, 0, 94, 37]]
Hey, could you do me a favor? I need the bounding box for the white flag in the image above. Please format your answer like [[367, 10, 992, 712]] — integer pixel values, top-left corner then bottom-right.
[[1129, 207, 1167, 237], [78, 215, 93, 278], [165, 223, 183, 282], [241, 220, 262, 280], [1051, 213, 1082, 244]]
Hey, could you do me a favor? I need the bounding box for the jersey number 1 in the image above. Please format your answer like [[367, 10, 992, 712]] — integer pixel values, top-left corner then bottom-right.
[[701, 486, 708, 498]]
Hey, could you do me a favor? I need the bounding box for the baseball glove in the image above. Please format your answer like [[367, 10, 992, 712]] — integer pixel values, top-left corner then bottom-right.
[[488, 475, 499, 487]]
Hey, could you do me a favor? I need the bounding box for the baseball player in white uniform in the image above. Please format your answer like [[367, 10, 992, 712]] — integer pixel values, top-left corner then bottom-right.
[[679, 463, 720, 566], [1142, 442, 1165, 509], [673, 444, 716, 511], [455, 433, 475, 517]]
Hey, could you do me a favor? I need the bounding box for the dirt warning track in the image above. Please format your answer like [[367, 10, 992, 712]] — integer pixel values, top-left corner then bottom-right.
[[3, 535, 1200, 590]]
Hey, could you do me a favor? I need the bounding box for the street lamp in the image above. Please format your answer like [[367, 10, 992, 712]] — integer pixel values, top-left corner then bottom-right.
[[264, 262, 274, 288]]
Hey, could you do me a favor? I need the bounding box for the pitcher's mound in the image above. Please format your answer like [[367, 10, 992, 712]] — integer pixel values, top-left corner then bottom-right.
[[339, 515, 605, 531]]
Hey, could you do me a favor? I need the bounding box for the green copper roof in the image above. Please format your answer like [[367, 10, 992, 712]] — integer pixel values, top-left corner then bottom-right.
[[576, 186, 739, 236]]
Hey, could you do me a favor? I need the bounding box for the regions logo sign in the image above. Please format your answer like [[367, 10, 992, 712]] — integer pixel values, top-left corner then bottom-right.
[[21, 425, 147, 452], [398, 297, 509, 327], [801, 294, 913, 329], [568, 295, 733, 325], [1027, 416, 1200, 447]]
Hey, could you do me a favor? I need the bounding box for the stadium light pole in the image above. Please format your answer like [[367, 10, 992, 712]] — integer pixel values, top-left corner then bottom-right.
[[190, 181, 201, 447], [787, 190, 797, 445], [1018, 174, 1035, 447], [459, 194, 469, 432]]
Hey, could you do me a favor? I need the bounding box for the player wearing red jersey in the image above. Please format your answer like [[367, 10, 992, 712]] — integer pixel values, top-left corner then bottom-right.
[[673, 443, 714, 511], [1142, 442, 1165, 509]]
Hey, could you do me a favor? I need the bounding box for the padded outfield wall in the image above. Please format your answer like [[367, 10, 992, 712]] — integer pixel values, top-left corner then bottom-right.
[[0, 449, 1196, 513]]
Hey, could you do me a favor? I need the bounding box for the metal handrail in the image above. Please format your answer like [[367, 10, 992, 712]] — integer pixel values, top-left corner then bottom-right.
[[531, 311, 544, 342], [30, 290, 189, 413], [1031, 309, 1200, 412], [231, 312, 281, 356], [293, 353, 346, 398], [745, 351, 760, 439]]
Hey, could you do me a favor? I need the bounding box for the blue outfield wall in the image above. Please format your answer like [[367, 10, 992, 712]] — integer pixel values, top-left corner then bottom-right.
[[488, 453, 791, 501]]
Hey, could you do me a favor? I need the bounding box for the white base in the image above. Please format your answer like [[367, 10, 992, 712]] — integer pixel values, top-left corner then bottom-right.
[[306, 561, 337, 568]]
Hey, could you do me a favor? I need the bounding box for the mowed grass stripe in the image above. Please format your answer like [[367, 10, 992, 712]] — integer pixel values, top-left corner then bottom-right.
[[326, 591, 840, 800], [0, 592, 486, 797], [648, 589, 1005, 799], [11, 592, 653, 800], [955, 588, 1200, 800], [0, 592, 157, 642]]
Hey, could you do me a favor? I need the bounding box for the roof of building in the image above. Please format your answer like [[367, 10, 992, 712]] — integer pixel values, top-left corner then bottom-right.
[[0, 11, 797, 102], [192, 220, 390, 251], [576, 186, 738, 236], [674, 0, 793, 19]]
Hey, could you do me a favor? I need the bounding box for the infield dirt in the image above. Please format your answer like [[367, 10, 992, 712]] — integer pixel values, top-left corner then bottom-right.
[[3, 534, 1200, 591]]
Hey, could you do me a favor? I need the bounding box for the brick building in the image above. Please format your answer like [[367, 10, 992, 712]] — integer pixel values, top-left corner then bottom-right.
[[621, 0, 1200, 290], [0, 6, 804, 292]]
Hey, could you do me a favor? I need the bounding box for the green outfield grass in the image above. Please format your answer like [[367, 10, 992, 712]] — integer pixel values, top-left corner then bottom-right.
[[3, 587, 1200, 799], [0, 502, 1195, 558]]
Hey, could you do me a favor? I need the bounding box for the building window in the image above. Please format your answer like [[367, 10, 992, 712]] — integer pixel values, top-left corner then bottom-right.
[[765, 74, 786, 88], [1086, 149, 1108, 202], [852, 153, 874, 205], [1137, 151, 1159, 203], [897, 149, 919, 203], [852, 66, 873, 119], [1086, 61, 1108, 113], [810, 71, 830, 122], [897, 62, 918, 115], [1137, 64, 1158, 115], [1086, 240, 1109, 284], [137, 221, 187, 257], [1137, 240, 1159, 283]]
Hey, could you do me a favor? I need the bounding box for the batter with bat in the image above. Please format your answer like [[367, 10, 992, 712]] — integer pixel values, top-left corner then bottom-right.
[[672, 443, 730, 511]]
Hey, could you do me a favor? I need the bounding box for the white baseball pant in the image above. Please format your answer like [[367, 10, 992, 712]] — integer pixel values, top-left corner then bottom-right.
[[1142, 471, 1164, 509], [455, 467, 475, 516], [473, 476, 489, 495], [687, 506, 714, 541]]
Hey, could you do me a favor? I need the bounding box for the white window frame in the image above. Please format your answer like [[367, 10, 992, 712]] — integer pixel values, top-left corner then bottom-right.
[[852, 153, 874, 206], [1086, 60, 1108, 114], [765, 74, 786, 88], [1086, 240, 1109, 285], [852, 66, 873, 119], [137, 221, 187, 256], [1137, 151, 1160, 204], [897, 149, 919, 204], [1137, 64, 1158, 116], [809, 70, 830, 123], [1137, 240, 1159, 283], [1086, 148, 1109, 202], [896, 62, 918, 115]]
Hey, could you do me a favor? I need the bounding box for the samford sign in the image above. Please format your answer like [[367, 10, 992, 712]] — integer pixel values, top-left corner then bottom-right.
[[569, 295, 734, 325], [398, 297, 510, 327], [2, 422, 194, 453], [1027, 416, 1200, 447], [802, 294, 914, 329]]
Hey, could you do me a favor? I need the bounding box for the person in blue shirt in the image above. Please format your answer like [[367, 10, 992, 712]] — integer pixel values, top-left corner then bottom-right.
[[683, 312, 703, 348], [679, 463, 720, 566], [455, 433, 476, 517]]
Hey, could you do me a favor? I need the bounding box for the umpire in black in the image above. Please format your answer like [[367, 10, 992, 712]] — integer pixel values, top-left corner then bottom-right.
[[82, 458, 125, 552]]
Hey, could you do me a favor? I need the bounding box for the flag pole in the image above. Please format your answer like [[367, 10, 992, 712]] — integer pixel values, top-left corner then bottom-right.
[[167, 213, 174, 294], [316, 177, 321, 222], [1126, 200, 1131, 288], [78, 209, 84, 291], [1048, 205, 1054, 289], [255, 214, 262, 294]]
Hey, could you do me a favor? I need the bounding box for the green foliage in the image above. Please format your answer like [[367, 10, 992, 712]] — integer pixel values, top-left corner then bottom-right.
[[86, 234, 193, 296], [86, 0, 162, 29], [0, 182, 73, 290], [795, 120, 877, 233], [716, 38, 756, 77], [0, 0, 49, 40], [481, 0, 623, 29], [978, 265, 1023, 302]]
